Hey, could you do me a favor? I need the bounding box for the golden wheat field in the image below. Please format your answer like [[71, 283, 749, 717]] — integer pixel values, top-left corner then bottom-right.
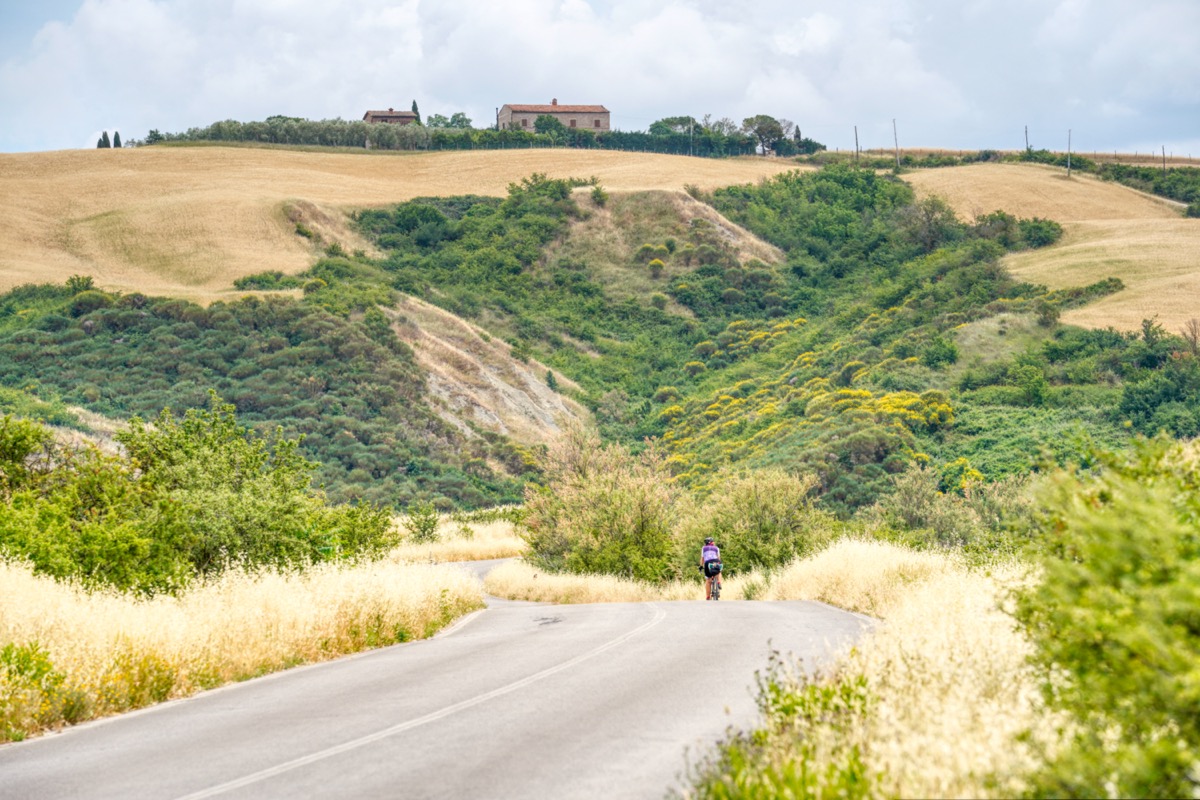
[[904, 162, 1200, 332], [0, 147, 798, 302]]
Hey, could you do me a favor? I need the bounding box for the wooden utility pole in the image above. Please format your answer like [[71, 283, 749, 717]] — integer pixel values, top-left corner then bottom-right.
[[1163, 145, 1168, 175], [854, 125, 859, 166], [893, 119, 900, 169], [1067, 129, 1072, 178], [1024, 125, 1029, 150]]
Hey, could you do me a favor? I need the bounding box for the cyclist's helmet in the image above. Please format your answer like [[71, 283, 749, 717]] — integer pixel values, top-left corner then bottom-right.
[[704, 537, 715, 545]]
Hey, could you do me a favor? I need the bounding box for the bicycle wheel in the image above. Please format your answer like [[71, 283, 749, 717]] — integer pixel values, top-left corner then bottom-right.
[[711, 579, 720, 601]]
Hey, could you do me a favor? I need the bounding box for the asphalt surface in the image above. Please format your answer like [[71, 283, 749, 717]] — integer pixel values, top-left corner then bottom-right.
[[0, 563, 871, 799]]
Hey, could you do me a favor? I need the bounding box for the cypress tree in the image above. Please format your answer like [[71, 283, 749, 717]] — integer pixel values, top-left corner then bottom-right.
[[411, 100, 421, 125], [112, 131, 122, 148], [98, 131, 112, 148]]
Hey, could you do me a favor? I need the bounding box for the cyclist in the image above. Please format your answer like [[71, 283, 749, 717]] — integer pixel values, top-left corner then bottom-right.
[[699, 537, 722, 600]]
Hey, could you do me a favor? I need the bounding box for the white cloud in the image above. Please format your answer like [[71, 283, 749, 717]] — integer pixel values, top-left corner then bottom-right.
[[0, 0, 1196, 152]]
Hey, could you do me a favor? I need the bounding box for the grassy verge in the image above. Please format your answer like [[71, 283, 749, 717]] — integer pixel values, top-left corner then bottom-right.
[[680, 539, 1061, 798], [0, 559, 482, 742]]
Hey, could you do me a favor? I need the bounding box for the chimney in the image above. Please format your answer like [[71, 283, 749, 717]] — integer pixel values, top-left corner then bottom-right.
[[551, 98, 558, 106], [388, 108, 394, 112]]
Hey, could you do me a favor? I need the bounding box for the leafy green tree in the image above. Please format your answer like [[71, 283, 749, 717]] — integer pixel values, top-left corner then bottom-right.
[[741, 115, 785, 155], [425, 112, 472, 130], [682, 469, 830, 574], [896, 196, 965, 252], [533, 114, 567, 138], [118, 392, 393, 574], [648, 116, 699, 135], [521, 427, 688, 582]]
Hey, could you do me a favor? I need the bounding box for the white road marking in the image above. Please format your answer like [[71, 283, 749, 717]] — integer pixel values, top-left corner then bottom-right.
[[176, 603, 667, 799]]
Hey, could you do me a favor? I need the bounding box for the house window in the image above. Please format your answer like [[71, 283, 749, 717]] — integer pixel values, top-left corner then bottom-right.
[[594, 119, 600, 128], [522, 118, 528, 128]]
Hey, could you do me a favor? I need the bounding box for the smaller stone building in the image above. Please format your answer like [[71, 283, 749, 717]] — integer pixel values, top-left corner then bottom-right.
[[497, 99, 610, 131], [363, 108, 418, 125]]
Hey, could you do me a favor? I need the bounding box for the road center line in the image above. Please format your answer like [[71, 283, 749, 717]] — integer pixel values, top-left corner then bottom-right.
[[176, 602, 668, 799]]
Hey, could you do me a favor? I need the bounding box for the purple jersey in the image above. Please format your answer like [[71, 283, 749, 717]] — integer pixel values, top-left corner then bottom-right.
[[701, 544, 720, 563]]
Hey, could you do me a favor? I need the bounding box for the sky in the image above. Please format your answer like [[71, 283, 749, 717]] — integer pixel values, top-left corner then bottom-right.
[[1, 0, 1197, 156]]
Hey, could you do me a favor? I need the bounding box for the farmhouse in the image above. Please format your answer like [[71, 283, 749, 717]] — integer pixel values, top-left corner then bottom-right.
[[497, 99, 610, 131], [362, 108, 418, 125]]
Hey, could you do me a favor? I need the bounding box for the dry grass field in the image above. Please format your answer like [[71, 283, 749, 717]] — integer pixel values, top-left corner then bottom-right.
[[904, 162, 1200, 332], [0, 147, 798, 303]]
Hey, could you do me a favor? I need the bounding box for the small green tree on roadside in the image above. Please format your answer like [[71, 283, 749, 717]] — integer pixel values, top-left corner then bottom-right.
[[1015, 436, 1200, 799], [521, 426, 688, 582]]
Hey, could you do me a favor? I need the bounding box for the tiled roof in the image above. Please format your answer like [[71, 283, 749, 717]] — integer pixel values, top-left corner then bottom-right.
[[504, 104, 609, 114], [364, 110, 417, 118]]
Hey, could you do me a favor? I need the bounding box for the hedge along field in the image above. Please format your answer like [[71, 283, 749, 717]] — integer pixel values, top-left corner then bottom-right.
[[0, 147, 800, 302], [904, 162, 1200, 332], [0, 559, 483, 742]]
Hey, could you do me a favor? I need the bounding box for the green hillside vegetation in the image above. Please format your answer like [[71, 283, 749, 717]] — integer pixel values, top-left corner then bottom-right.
[[0, 279, 531, 508], [2, 164, 1195, 519]]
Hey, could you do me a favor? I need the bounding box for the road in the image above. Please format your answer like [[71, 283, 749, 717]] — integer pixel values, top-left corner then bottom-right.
[[0, 564, 871, 799]]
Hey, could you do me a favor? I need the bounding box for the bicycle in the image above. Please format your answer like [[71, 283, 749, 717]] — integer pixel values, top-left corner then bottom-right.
[[700, 560, 723, 601]]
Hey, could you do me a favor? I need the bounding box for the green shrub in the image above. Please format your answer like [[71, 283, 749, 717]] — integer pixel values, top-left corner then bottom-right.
[[69, 290, 112, 317], [1017, 217, 1063, 248], [402, 500, 441, 543], [1015, 436, 1200, 798], [521, 427, 688, 582], [118, 393, 395, 575], [682, 469, 831, 574], [684, 653, 878, 798]]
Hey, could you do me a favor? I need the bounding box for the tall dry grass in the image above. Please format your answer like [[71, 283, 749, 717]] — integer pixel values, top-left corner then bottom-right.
[[688, 538, 1061, 798], [483, 559, 749, 603], [0, 559, 482, 741], [387, 519, 527, 564]]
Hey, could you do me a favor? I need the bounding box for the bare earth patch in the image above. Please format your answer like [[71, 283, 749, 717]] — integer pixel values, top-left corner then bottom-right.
[[0, 147, 798, 302], [387, 296, 589, 446], [904, 162, 1200, 332]]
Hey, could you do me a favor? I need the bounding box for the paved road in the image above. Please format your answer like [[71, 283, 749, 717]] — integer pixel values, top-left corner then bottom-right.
[[1, 567, 871, 799]]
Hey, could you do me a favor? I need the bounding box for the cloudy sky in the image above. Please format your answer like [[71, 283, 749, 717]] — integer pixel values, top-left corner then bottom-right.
[[1, 0, 1197, 155]]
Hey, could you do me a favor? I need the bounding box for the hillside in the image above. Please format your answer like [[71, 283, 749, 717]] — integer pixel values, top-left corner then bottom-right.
[[0, 147, 799, 303], [3, 150, 1199, 514], [904, 162, 1200, 332]]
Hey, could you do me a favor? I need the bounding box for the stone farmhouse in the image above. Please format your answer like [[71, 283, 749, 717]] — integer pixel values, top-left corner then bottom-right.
[[497, 99, 610, 132], [362, 108, 418, 125]]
